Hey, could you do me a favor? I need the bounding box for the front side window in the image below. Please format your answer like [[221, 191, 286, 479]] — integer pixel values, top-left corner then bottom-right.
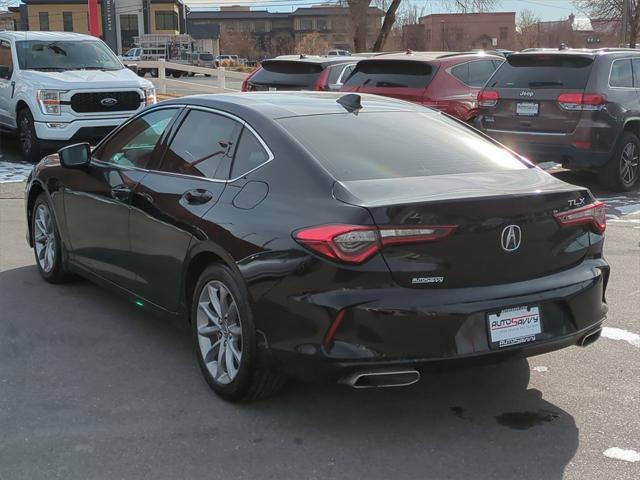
[[39, 12, 49, 31], [161, 110, 241, 180], [0, 40, 13, 80], [16, 40, 122, 71], [96, 108, 178, 169], [231, 128, 270, 179], [611, 59, 634, 88]]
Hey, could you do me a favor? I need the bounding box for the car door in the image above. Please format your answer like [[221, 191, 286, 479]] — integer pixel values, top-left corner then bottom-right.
[[63, 106, 180, 291], [128, 107, 242, 311], [0, 38, 15, 128]]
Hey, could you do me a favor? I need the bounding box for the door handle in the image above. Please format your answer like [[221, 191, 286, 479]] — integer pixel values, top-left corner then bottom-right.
[[183, 189, 214, 205], [111, 185, 131, 201]]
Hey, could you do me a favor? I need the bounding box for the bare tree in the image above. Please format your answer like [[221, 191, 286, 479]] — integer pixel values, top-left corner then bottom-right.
[[516, 9, 541, 49], [573, 0, 634, 46], [347, 0, 499, 53], [220, 31, 258, 60], [295, 32, 331, 56]]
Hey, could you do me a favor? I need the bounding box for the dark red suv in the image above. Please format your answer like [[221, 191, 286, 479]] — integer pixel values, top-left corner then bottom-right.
[[340, 51, 504, 121]]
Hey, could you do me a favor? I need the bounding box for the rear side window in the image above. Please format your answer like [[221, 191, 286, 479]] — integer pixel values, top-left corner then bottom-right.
[[0, 40, 13, 79], [610, 59, 634, 88], [343, 60, 435, 89], [277, 112, 527, 181], [231, 128, 270, 179], [450, 60, 500, 87], [488, 55, 594, 89], [250, 61, 324, 88], [161, 110, 241, 180]]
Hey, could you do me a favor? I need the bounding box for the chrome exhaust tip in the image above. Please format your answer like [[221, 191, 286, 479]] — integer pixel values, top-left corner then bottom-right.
[[342, 370, 420, 389], [579, 328, 602, 347]]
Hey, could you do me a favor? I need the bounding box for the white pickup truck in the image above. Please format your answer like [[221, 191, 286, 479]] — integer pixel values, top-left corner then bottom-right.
[[0, 31, 156, 162]]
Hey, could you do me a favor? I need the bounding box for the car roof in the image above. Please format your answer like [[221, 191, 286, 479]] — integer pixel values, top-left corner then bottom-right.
[[0, 31, 98, 42], [359, 51, 504, 63], [514, 48, 640, 59], [269, 55, 356, 66], [161, 92, 430, 120]]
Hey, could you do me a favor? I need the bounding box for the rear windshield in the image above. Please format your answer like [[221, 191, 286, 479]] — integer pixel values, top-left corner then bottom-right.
[[343, 60, 435, 89], [277, 112, 528, 181], [250, 61, 324, 87], [488, 54, 594, 89]]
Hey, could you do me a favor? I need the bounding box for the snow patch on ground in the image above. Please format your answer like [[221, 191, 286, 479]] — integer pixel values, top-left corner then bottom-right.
[[603, 447, 640, 463], [532, 366, 548, 372], [601, 327, 640, 348]]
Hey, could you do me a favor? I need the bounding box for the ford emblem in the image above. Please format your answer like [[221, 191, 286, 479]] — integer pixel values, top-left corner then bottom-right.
[[100, 97, 118, 107]]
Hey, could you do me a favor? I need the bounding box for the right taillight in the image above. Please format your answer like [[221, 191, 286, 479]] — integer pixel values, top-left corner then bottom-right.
[[554, 201, 606, 234], [241, 67, 260, 92], [478, 90, 499, 107], [294, 224, 456, 264], [557, 93, 606, 111]]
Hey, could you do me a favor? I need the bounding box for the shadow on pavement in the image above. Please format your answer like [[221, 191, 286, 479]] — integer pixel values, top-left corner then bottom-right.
[[0, 264, 579, 480]]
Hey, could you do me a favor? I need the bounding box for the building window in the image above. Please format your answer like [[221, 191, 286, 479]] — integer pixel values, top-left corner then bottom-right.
[[39, 12, 49, 31], [301, 18, 312, 31], [317, 19, 328, 31], [155, 10, 178, 31], [254, 21, 266, 33], [500, 27, 508, 40], [239, 22, 250, 33], [63, 12, 73, 32]]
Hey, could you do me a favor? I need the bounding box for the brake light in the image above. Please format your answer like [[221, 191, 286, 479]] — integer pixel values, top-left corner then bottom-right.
[[478, 90, 499, 107], [313, 67, 331, 91], [241, 67, 260, 92], [557, 93, 606, 111], [294, 224, 457, 264], [553, 201, 606, 234]]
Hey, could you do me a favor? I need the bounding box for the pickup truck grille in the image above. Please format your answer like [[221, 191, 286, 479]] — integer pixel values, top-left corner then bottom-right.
[[70, 91, 141, 113]]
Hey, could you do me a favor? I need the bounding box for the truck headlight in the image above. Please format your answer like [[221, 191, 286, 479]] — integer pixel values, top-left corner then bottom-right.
[[36, 90, 65, 115], [144, 87, 156, 106]]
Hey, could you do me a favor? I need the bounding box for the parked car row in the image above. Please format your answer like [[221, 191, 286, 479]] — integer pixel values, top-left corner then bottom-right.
[[242, 48, 640, 191]]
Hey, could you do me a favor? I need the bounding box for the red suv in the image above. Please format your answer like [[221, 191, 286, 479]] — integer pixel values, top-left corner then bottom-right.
[[340, 51, 504, 121]]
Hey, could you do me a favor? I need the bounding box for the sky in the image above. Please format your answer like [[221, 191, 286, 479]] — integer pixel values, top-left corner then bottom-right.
[[2, 0, 580, 22]]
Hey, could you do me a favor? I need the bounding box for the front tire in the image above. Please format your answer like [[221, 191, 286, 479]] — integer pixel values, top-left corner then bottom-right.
[[600, 131, 640, 191], [18, 109, 42, 163], [32, 194, 70, 283], [192, 264, 285, 402]]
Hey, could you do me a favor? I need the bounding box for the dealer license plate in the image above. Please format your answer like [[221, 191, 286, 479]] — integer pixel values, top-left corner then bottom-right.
[[488, 306, 542, 348], [516, 102, 539, 116]]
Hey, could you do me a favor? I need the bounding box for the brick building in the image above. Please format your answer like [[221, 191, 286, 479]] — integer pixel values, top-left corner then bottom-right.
[[403, 12, 516, 52], [187, 5, 384, 56], [534, 14, 621, 48]]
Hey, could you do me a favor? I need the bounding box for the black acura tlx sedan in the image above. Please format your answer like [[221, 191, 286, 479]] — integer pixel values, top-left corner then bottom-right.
[[24, 92, 609, 401]]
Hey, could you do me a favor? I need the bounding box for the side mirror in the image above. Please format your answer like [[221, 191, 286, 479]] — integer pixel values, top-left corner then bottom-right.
[[0, 65, 11, 80], [58, 143, 91, 168]]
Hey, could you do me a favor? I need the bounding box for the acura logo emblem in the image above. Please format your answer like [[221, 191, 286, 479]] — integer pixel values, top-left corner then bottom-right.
[[501, 225, 522, 252], [100, 97, 118, 107], [519, 90, 534, 97]]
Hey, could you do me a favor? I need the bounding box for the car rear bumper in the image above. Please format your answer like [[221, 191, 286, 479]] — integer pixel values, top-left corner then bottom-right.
[[261, 258, 609, 382]]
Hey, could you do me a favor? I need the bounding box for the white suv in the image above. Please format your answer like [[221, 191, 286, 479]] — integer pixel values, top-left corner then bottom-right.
[[0, 31, 156, 162]]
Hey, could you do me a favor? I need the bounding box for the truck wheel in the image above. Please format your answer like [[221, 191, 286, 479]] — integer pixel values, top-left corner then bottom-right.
[[600, 131, 640, 191], [18, 109, 42, 163]]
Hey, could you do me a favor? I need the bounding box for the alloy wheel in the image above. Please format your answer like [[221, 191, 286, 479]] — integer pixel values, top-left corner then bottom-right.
[[196, 281, 243, 385], [19, 115, 33, 154], [34, 204, 56, 273], [620, 141, 639, 187]]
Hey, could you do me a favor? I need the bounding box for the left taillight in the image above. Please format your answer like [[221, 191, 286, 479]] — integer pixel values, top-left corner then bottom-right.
[[478, 90, 499, 108], [294, 224, 456, 264], [241, 67, 260, 92], [553, 201, 606, 234], [312, 67, 331, 91]]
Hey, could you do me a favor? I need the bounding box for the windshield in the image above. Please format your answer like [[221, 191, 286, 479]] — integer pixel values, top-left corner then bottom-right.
[[200, 53, 214, 61], [277, 112, 528, 181], [16, 40, 123, 71]]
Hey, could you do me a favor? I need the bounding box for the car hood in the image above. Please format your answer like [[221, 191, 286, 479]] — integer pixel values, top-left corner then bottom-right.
[[23, 68, 151, 90]]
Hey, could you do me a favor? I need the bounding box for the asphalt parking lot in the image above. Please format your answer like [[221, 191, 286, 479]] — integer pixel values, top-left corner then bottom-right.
[[0, 133, 639, 479]]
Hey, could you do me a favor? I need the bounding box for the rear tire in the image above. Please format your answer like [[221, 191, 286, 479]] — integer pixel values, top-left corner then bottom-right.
[[192, 264, 285, 402], [18, 108, 42, 163], [600, 131, 640, 191]]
